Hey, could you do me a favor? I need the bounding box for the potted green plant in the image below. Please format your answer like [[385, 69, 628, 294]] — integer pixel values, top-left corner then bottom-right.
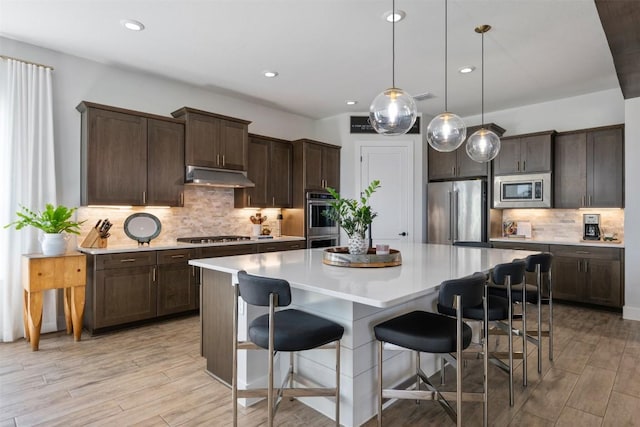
[[324, 180, 381, 255], [4, 204, 85, 256]]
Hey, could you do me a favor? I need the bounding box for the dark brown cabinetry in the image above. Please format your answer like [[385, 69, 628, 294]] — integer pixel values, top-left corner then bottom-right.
[[171, 107, 250, 171], [490, 242, 551, 289], [493, 131, 554, 175], [157, 249, 197, 316], [77, 102, 185, 207], [428, 123, 505, 180], [551, 245, 623, 308], [257, 240, 306, 252], [554, 125, 624, 208], [234, 134, 292, 208], [298, 139, 341, 191]]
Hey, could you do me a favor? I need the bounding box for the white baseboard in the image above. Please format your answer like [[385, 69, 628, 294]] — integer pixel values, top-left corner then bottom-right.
[[623, 305, 640, 321]]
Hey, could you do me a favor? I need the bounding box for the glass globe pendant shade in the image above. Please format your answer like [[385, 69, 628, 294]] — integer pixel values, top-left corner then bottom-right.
[[369, 87, 418, 136], [426, 112, 467, 152], [466, 128, 501, 162]]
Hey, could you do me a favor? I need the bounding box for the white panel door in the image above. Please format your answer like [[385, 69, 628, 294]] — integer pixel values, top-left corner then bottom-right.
[[360, 144, 413, 245]]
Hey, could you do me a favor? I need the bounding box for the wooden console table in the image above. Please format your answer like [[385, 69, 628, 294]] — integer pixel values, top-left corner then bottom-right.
[[22, 252, 87, 351]]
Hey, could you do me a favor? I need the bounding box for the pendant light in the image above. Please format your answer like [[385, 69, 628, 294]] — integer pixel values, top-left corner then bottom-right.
[[466, 24, 501, 163], [369, 0, 417, 136], [426, 0, 466, 152]]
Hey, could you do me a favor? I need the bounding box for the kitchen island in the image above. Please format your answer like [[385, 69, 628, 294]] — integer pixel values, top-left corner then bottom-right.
[[192, 243, 538, 427]]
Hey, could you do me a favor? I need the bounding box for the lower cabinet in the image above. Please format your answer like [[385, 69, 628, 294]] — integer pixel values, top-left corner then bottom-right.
[[257, 240, 306, 252], [157, 249, 197, 316], [551, 245, 623, 308]]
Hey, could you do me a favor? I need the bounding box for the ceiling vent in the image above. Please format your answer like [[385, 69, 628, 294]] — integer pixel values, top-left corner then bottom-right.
[[413, 92, 435, 101]]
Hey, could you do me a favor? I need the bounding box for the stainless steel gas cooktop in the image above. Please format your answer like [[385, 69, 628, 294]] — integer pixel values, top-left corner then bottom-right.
[[177, 235, 251, 244]]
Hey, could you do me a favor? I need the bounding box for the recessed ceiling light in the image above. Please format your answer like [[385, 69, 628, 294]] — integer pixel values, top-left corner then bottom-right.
[[346, 100, 358, 105], [263, 71, 279, 78], [120, 19, 145, 31], [383, 10, 406, 23], [458, 66, 475, 74]]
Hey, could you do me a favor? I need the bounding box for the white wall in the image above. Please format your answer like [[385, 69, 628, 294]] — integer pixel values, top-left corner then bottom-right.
[[315, 113, 428, 243], [462, 88, 625, 136], [1, 37, 317, 208], [624, 96, 640, 320]]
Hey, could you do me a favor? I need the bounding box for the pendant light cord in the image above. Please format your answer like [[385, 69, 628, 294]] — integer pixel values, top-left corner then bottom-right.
[[392, 0, 396, 88], [444, 0, 448, 111], [481, 29, 485, 127]]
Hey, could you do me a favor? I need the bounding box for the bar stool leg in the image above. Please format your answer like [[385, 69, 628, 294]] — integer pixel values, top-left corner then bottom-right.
[[522, 289, 528, 387], [378, 340, 383, 427], [268, 293, 276, 427], [232, 287, 239, 427], [549, 269, 554, 361], [455, 294, 463, 427], [335, 341, 341, 427], [537, 266, 543, 373], [507, 277, 514, 406]]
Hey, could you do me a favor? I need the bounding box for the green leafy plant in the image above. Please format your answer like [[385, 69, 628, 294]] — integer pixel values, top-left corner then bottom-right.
[[4, 204, 85, 234], [324, 180, 381, 237]]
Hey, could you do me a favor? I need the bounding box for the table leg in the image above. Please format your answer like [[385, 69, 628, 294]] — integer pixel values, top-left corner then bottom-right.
[[70, 286, 85, 342], [23, 289, 30, 342], [63, 288, 72, 334], [26, 291, 43, 351]]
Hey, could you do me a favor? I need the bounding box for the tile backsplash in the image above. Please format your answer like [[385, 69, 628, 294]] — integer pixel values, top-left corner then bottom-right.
[[77, 186, 285, 246], [497, 208, 624, 242]]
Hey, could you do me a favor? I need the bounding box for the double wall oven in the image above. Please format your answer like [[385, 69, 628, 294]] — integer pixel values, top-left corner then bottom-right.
[[306, 192, 340, 248]]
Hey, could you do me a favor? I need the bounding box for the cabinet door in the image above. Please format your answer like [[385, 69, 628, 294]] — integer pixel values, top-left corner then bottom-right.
[[257, 240, 306, 253], [304, 143, 325, 190], [323, 146, 341, 191], [185, 113, 219, 168], [94, 266, 157, 328], [147, 119, 185, 207], [428, 147, 457, 180], [157, 263, 196, 315], [219, 119, 248, 171], [245, 137, 269, 207], [270, 140, 293, 207], [551, 256, 582, 302], [588, 127, 624, 208], [554, 132, 587, 208], [86, 108, 147, 205], [585, 258, 621, 307], [521, 134, 552, 173], [493, 138, 521, 175], [456, 147, 488, 178]]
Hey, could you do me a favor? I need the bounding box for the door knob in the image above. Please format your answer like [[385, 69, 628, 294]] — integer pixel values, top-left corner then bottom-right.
[[398, 232, 407, 236]]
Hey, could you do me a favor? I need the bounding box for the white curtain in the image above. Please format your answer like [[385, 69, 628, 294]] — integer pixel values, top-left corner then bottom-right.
[[0, 58, 58, 342]]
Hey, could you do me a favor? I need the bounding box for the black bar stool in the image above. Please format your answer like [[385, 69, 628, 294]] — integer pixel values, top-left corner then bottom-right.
[[486, 260, 527, 403], [523, 253, 554, 371], [374, 274, 488, 427], [232, 270, 344, 427]]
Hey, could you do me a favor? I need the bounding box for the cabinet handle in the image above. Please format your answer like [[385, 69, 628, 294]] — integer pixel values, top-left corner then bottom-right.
[[516, 161, 520, 172], [290, 244, 300, 249], [171, 254, 186, 259], [191, 266, 196, 277], [180, 192, 184, 206], [584, 260, 588, 273], [576, 250, 590, 254], [142, 191, 147, 204], [522, 160, 526, 172], [581, 195, 585, 207], [452, 166, 455, 176], [222, 155, 225, 166], [588, 195, 592, 206], [272, 196, 275, 206], [217, 154, 220, 165], [152, 267, 156, 282], [248, 195, 251, 206], [120, 258, 137, 263]]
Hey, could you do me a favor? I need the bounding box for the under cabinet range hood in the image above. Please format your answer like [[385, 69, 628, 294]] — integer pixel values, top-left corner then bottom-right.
[[185, 165, 255, 188]]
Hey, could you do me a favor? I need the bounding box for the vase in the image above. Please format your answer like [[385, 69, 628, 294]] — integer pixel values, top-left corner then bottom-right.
[[347, 233, 368, 255], [40, 233, 68, 256]]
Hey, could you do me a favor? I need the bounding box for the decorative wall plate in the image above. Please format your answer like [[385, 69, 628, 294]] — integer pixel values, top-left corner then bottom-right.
[[124, 213, 161, 245]]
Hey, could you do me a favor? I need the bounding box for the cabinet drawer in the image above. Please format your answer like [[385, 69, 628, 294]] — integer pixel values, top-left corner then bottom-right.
[[197, 244, 258, 259], [491, 242, 550, 252], [157, 249, 193, 265], [95, 251, 157, 270], [257, 240, 306, 253], [550, 245, 621, 260]]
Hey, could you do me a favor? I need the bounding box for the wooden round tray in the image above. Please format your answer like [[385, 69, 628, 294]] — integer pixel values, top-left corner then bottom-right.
[[322, 247, 402, 268]]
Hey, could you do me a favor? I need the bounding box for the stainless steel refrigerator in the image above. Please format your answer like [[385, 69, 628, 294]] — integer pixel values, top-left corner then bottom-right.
[[427, 179, 487, 245]]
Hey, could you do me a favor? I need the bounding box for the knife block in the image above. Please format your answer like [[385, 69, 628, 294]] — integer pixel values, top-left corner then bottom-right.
[[80, 228, 108, 248]]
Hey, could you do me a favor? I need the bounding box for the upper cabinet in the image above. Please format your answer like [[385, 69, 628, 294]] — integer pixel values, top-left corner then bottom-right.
[[297, 139, 341, 191], [554, 124, 624, 208], [234, 134, 293, 208], [77, 102, 185, 207], [171, 107, 250, 171], [494, 131, 555, 175], [428, 123, 505, 181]]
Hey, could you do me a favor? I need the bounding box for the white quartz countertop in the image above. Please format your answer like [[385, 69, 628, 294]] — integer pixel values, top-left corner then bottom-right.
[[490, 237, 624, 248], [190, 243, 539, 308], [76, 236, 306, 255]]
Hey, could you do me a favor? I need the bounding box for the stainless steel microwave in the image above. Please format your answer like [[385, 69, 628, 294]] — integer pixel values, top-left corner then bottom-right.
[[493, 172, 552, 208]]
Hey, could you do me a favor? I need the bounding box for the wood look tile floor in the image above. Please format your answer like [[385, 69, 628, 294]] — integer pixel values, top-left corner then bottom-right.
[[2, 304, 640, 426]]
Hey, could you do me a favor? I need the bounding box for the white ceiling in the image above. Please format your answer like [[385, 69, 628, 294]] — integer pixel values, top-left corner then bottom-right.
[[0, 0, 621, 120]]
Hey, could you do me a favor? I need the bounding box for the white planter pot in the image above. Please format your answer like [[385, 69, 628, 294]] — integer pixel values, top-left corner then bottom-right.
[[40, 233, 68, 256], [347, 233, 368, 255]]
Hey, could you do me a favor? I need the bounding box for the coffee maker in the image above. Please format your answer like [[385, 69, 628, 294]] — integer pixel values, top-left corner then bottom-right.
[[583, 214, 601, 240]]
